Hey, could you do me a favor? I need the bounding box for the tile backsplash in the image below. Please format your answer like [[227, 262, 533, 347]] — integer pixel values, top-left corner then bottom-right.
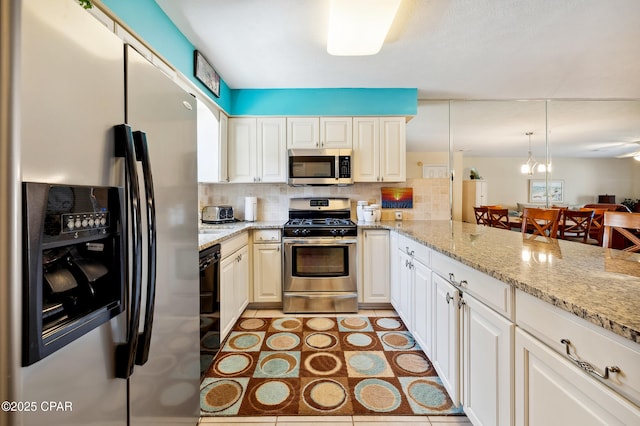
[[199, 178, 450, 222]]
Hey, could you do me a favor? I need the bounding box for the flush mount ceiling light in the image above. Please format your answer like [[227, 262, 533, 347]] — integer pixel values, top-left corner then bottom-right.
[[327, 0, 401, 56]]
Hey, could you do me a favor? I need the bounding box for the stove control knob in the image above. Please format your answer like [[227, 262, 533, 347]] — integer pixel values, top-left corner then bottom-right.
[[302, 229, 310, 236], [339, 229, 348, 236], [292, 229, 300, 235], [330, 229, 338, 236]]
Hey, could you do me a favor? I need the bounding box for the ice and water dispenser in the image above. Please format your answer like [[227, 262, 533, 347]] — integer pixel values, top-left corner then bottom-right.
[[22, 183, 125, 365]]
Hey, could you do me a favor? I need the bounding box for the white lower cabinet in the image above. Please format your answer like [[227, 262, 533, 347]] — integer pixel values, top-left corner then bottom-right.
[[515, 328, 640, 426], [360, 229, 390, 303], [252, 230, 282, 303], [411, 257, 432, 357], [397, 248, 414, 329], [461, 292, 513, 426], [220, 234, 250, 339], [389, 231, 400, 308], [431, 272, 461, 406]]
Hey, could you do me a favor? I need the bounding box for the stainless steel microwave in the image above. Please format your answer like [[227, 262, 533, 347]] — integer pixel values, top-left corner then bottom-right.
[[288, 148, 353, 186]]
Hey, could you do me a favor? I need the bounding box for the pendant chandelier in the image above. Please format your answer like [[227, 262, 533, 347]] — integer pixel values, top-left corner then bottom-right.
[[520, 132, 547, 175]]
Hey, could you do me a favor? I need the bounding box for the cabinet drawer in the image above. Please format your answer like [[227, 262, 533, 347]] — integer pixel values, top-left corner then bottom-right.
[[432, 250, 512, 319], [221, 232, 249, 258], [516, 290, 640, 406], [253, 229, 281, 243], [398, 234, 430, 266]]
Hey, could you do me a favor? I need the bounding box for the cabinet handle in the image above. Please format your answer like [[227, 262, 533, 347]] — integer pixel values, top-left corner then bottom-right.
[[458, 297, 466, 308], [560, 339, 620, 379], [459, 280, 468, 287], [448, 272, 455, 282], [445, 292, 453, 304], [405, 246, 414, 256]]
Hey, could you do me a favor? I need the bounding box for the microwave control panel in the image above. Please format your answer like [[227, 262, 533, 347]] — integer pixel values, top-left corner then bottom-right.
[[339, 156, 351, 178]]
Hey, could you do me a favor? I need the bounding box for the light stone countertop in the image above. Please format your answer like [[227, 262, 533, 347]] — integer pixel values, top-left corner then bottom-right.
[[360, 220, 640, 344], [198, 221, 286, 251], [198, 219, 640, 344]]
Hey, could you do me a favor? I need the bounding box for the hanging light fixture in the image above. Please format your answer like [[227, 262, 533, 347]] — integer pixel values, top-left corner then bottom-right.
[[520, 132, 538, 175]]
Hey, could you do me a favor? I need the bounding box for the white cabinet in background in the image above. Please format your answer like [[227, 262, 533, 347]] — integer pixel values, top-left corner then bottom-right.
[[220, 233, 250, 339], [353, 117, 406, 182], [252, 230, 282, 304], [228, 117, 286, 183], [389, 231, 400, 308], [196, 100, 228, 182], [462, 180, 488, 223], [287, 116, 352, 149], [360, 229, 390, 303]]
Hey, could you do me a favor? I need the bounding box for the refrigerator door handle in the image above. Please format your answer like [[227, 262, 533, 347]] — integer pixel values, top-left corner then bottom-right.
[[114, 124, 143, 379], [132, 130, 157, 366]]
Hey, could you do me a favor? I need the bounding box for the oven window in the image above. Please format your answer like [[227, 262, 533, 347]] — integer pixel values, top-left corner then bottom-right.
[[292, 245, 348, 277], [290, 156, 335, 178]]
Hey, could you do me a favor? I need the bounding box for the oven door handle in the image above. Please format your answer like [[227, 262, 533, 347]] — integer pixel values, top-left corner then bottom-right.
[[283, 238, 357, 245]]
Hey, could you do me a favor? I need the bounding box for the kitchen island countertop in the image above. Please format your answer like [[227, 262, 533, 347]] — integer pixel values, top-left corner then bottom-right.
[[360, 220, 640, 344]]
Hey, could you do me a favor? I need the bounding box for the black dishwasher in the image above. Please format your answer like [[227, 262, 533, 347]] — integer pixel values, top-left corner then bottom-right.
[[199, 243, 220, 376]]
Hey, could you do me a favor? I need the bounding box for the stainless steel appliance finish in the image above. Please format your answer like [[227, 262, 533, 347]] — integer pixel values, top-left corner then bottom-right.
[[282, 198, 358, 313], [2, 1, 199, 424], [288, 148, 353, 186], [202, 205, 235, 223]]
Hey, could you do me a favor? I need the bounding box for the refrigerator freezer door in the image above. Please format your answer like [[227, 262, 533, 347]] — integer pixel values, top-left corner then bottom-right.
[[125, 45, 200, 424], [18, 0, 127, 424]]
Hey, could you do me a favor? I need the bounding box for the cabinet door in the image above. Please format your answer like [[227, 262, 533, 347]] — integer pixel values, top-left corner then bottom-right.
[[219, 112, 229, 182], [389, 232, 400, 309], [462, 293, 513, 426], [220, 255, 237, 339], [362, 229, 390, 303], [412, 260, 433, 358], [257, 117, 286, 183], [320, 117, 352, 148], [253, 243, 282, 303], [287, 117, 319, 148], [397, 250, 413, 329], [353, 117, 380, 182], [235, 245, 250, 314], [515, 328, 640, 426], [196, 99, 223, 183], [432, 273, 461, 405], [379, 117, 406, 182], [228, 117, 257, 182]]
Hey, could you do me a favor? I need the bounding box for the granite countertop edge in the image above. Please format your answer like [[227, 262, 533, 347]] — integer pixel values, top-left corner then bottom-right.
[[359, 221, 640, 344]]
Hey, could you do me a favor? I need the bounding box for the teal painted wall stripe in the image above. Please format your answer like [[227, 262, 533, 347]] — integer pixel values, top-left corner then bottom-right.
[[101, 0, 232, 111], [230, 88, 417, 116], [100, 1, 417, 117]]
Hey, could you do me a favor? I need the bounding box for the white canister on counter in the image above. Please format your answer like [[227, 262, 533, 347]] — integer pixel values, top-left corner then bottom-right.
[[356, 201, 368, 222], [245, 196, 257, 221], [363, 206, 376, 223], [371, 204, 382, 221]]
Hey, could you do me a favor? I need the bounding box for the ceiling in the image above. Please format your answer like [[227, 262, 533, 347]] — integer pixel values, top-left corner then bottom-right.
[[155, 0, 640, 157]]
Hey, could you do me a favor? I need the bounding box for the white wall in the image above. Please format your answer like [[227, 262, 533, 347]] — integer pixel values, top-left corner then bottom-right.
[[462, 156, 640, 210]]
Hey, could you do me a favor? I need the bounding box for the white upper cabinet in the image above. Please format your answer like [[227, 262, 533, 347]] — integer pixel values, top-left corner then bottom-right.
[[197, 100, 228, 183], [287, 117, 352, 149], [228, 117, 286, 183], [353, 117, 406, 182]]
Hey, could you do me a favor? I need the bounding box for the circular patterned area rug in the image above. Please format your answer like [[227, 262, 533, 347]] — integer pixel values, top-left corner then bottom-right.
[[200, 316, 464, 417]]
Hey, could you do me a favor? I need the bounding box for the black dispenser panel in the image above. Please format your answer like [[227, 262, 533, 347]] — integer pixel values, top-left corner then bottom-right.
[[22, 183, 125, 366]]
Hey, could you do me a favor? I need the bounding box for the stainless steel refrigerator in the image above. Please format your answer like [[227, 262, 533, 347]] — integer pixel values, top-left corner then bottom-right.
[[1, 0, 199, 424]]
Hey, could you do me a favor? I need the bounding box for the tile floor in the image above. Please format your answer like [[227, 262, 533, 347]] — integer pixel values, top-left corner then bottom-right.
[[198, 308, 471, 426]]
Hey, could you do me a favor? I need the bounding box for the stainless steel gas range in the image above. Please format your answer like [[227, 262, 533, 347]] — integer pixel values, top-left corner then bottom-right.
[[282, 198, 358, 313]]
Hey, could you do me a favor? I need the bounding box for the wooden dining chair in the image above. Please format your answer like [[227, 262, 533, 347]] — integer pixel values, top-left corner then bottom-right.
[[602, 211, 640, 252], [488, 208, 512, 230], [473, 206, 490, 226], [581, 207, 607, 245], [560, 209, 594, 243], [521, 207, 561, 239]]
